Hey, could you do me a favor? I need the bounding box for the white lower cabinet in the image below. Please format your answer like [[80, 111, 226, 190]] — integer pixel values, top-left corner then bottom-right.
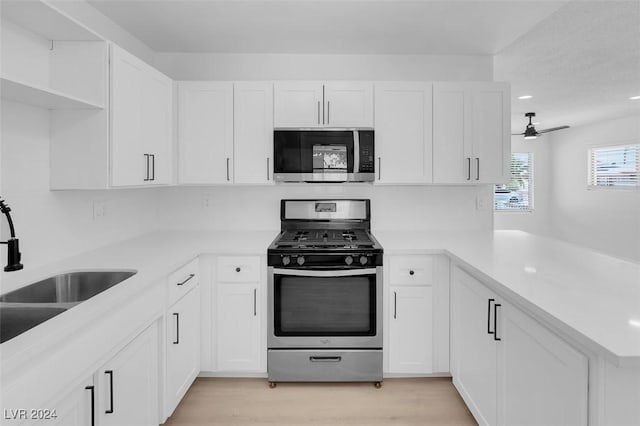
[[96, 323, 159, 426], [385, 255, 449, 375], [165, 286, 201, 418], [388, 286, 433, 373], [214, 256, 265, 373], [45, 377, 94, 426], [451, 266, 588, 426]]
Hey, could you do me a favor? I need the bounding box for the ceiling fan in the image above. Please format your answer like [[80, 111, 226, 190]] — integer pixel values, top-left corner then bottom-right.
[[513, 112, 570, 139]]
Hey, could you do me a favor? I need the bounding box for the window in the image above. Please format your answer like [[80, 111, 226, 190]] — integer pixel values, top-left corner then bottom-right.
[[495, 153, 533, 211], [589, 144, 639, 188]]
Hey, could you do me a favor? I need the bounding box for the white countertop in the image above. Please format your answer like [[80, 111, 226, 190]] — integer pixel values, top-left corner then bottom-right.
[[2, 229, 639, 368], [376, 229, 640, 366]]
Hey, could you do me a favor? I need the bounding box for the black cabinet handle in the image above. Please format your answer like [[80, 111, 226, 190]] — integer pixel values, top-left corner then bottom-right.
[[85, 385, 95, 426], [466, 157, 472, 180], [177, 273, 195, 286], [266, 158, 270, 181], [487, 298, 495, 335], [310, 356, 341, 362], [393, 291, 397, 319], [494, 303, 502, 341], [235, 267, 241, 272], [226, 158, 230, 181], [143, 154, 150, 181], [378, 157, 382, 180], [150, 154, 155, 181], [253, 288, 257, 316], [476, 158, 480, 181], [104, 370, 114, 414], [409, 270, 415, 276], [173, 313, 180, 344]]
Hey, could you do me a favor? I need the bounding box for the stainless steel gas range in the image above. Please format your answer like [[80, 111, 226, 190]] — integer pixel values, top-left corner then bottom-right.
[[267, 199, 383, 387]]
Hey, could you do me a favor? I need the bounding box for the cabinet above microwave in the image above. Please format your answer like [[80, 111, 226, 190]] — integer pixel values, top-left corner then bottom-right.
[[274, 82, 374, 129]]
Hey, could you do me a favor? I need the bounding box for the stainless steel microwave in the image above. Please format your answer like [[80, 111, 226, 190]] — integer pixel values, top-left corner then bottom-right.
[[273, 130, 375, 183]]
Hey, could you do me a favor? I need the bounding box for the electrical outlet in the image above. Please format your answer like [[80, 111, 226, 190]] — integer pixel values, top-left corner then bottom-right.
[[93, 201, 107, 219], [475, 196, 489, 211], [202, 195, 214, 209]]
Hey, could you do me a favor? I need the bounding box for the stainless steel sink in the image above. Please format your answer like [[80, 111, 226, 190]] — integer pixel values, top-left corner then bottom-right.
[[0, 306, 67, 344], [0, 270, 136, 343], [0, 270, 136, 304]]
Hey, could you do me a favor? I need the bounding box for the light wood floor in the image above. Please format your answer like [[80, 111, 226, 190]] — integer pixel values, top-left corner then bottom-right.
[[164, 377, 477, 426]]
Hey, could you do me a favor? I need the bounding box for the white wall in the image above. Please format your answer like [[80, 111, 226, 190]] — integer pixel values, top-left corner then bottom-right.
[[160, 184, 494, 234], [494, 135, 552, 236], [547, 115, 640, 262], [156, 52, 493, 81], [0, 101, 165, 275]]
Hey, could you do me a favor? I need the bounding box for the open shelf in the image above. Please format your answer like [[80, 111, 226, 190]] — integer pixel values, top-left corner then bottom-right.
[[1, 0, 103, 42], [1, 77, 105, 110]]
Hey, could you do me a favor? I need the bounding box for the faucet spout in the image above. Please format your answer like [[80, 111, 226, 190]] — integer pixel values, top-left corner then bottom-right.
[[0, 198, 24, 272]]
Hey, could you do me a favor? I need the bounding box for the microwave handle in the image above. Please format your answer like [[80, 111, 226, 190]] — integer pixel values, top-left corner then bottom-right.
[[353, 131, 360, 173], [273, 268, 377, 277]]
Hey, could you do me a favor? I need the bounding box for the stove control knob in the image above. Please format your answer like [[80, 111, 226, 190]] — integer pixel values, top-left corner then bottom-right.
[[297, 256, 305, 266], [360, 256, 368, 266], [282, 256, 291, 266], [345, 256, 353, 266]]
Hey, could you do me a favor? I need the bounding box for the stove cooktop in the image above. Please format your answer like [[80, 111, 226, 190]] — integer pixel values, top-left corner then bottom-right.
[[274, 229, 375, 249]]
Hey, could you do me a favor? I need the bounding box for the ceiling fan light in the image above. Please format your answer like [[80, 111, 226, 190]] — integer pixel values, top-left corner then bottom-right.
[[524, 135, 537, 140]]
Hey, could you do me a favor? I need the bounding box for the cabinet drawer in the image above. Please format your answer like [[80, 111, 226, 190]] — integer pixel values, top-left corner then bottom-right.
[[167, 258, 199, 305], [389, 255, 433, 285], [217, 256, 260, 282]]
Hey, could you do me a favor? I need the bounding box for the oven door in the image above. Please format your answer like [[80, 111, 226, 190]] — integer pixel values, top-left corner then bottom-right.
[[268, 267, 382, 349]]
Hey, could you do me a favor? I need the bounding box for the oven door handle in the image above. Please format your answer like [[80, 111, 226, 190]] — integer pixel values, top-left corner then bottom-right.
[[273, 268, 377, 277]]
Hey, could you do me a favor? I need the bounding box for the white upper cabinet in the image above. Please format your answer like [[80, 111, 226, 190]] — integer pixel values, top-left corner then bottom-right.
[[433, 82, 510, 184], [234, 82, 274, 184], [177, 82, 234, 184], [274, 82, 373, 128], [273, 82, 323, 128], [110, 45, 173, 187], [323, 82, 374, 128], [374, 83, 433, 184]]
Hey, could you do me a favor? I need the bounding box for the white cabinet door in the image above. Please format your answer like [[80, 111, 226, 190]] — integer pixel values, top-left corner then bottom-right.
[[471, 83, 510, 184], [234, 82, 274, 184], [178, 82, 234, 184], [432, 83, 471, 184], [451, 267, 498, 426], [216, 283, 261, 371], [46, 377, 94, 426], [433, 82, 510, 184], [110, 45, 144, 187], [141, 68, 173, 185], [374, 83, 432, 183], [274, 82, 323, 128], [97, 323, 158, 426], [166, 286, 201, 418], [388, 286, 433, 374], [498, 303, 588, 426], [324, 82, 373, 128], [110, 45, 173, 187]]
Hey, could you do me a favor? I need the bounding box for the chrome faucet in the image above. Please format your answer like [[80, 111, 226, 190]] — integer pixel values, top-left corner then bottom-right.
[[0, 198, 23, 271]]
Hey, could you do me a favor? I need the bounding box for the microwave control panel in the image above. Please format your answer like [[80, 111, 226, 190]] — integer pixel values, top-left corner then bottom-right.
[[358, 131, 375, 173]]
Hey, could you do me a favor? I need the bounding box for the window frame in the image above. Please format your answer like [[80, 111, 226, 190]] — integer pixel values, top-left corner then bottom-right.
[[494, 152, 534, 213], [587, 143, 640, 190]]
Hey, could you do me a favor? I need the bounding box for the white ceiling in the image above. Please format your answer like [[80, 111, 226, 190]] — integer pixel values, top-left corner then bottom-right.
[[88, 0, 640, 132], [87, 0, 567, 55]]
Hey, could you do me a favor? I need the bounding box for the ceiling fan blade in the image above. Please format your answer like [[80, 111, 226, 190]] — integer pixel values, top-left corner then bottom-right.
[[511, 132, 525, 135], [537, 125, 570, 134]]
